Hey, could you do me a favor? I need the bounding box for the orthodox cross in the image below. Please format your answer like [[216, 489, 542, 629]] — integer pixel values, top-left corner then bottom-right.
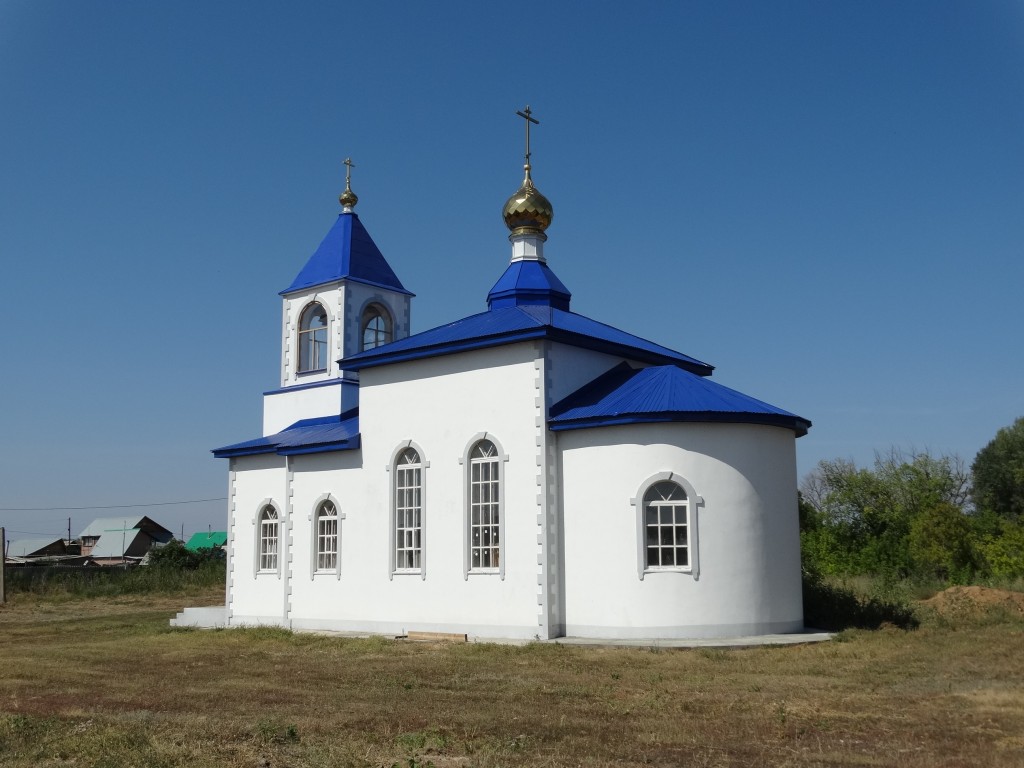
[[515, 106, 539, 165], [343, 157, 355, 187]]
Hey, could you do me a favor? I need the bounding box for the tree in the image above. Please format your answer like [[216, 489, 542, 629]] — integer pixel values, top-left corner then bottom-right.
[[800, 448, 974, 579], [972, 416, 1024, 522]]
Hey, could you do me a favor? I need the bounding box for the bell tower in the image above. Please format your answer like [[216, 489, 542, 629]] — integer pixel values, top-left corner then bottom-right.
[[263, 160, 414, 435]]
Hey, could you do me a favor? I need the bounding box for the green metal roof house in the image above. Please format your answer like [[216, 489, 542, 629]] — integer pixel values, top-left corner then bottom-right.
[[185, 532, 228, 552]]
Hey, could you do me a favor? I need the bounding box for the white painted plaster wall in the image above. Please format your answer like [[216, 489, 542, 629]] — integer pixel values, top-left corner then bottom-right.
[[557, 422, 803, 638], [280, 284, 345, 387], [546, 343, 646, 403], [231, 343, 549, 638], [342, 282, 411, 361], [228, 453, 289, 625], [262, 379, 357, 436]]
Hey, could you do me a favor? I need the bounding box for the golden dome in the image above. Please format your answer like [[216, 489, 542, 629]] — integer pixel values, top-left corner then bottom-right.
[[339, 157, 358, 210], [503, 164, 553, 237], [339, 186, 358, 210]]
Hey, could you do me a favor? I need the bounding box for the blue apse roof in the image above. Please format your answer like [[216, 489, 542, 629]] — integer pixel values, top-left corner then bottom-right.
[[281, 213, 413, 296], [549, 362, 811, 436], [343, 304, 714, 376], [213, 410, 361, 458]]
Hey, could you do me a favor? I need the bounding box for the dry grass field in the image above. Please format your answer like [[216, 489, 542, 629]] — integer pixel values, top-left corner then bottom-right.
[[1, 585, 1023, 768]]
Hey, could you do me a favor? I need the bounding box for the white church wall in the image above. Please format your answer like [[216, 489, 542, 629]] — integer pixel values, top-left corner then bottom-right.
[[342, 282, 412, 363], [280, 285, 345, 388], [228, 453, 289, 625], [557, 422, 803, 639], [292, 343, 544, 638], [545, 342, 646, 403], [262, 379, 357, 436]]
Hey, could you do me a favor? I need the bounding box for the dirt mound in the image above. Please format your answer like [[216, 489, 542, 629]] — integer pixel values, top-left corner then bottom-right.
[[922, 586, 1024, 617]]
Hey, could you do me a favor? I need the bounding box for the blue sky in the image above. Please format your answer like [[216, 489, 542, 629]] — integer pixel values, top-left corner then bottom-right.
[[1, 1, 1022, 542]]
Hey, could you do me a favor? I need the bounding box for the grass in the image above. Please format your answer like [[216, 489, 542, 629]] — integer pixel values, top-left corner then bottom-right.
[[1, 585, 1023, 767], [4, 561, 225, 599]]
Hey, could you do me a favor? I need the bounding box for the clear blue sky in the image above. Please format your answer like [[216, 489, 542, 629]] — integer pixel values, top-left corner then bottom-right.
[[1, 1, 1022, 542]]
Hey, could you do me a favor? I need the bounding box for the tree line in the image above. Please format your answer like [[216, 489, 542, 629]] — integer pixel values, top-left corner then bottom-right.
[[800, 416, 1024, 583]]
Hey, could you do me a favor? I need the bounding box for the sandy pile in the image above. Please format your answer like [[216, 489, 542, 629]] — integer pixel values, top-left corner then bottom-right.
[[922, 585, 1024, 617]]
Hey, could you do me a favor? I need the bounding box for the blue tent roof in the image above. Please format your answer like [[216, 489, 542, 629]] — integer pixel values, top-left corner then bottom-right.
[[281, 213, 412, 296], [343, 305, 714, 376], [213, 410, 361, 458], [549, 362, 811, 436]]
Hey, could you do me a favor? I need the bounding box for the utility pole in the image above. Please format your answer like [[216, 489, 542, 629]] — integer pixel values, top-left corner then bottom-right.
[[1, 527, 7, 605], [68, 517, 71, 543]]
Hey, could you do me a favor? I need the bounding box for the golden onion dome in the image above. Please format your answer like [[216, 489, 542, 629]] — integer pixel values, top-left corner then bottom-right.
[[339, 157, 358, 211], [339, 182, 358, 210], [502, 164, 553, 236]]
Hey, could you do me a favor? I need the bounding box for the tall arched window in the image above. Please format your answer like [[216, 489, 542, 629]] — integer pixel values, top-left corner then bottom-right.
[[393, 447, 423, 572], [258, 505, 279, 572], [468, 439, 500, 571], [361, 304, 393, 351], [315, 500, 338, 571], [643, 481, 689, 570], [298, 302, 328, 372]]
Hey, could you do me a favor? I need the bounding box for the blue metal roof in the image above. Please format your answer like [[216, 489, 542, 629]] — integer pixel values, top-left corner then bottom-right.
[[343, 305, 714, 376], [487, 260, 571, 310], [549, 362, 811, 436], [281, 213, 413, 296], [213, 410, 361, 458], [7, 538, 66, 558]]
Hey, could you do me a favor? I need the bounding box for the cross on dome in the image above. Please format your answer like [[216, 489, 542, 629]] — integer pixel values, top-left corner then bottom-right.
[[503, 105, 553, 238], [339, 156, 359, 212]]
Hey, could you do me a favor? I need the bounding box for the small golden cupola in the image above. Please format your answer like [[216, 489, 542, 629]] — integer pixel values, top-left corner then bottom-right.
[[339, 157, 359, 212], [502, 106, 553, 239]]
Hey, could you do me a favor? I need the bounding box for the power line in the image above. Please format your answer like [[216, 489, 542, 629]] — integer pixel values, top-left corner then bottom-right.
[[0, 497, 227, 512]]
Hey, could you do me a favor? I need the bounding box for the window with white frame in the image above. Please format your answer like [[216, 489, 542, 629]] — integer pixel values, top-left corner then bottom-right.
[[315, 500, 338, 571], [259, 505, 279, 572], [643, 481, 690, 570], [298, 302, 328, 372], [468, 439, 500, 570], [394, 447, 423, 571], [361, 304, 392, 351]]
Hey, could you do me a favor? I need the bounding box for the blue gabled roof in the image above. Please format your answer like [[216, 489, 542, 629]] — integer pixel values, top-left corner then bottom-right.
[[343, 305, 714, 376], [549, 362, 811, 436], [281, 213, 413, 296], [213, 410, 361, 458]]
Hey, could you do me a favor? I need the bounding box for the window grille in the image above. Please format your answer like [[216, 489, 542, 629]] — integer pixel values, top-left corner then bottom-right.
[[316, 501, 338, 571], [298, 303, 328, 372], [394, 448, 422, 570], [259, 506, 279, 571], [643, 481, 689, 569], [469, 440, 500, 570]]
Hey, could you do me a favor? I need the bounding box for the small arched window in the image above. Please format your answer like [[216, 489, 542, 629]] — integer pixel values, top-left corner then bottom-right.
[[298, 303, 329, 372], [258, 505, 279, 572], [393, 447, 423, 572], [643, 481, 689, 569], [361, 304, 393, 351], [468, 439, 500, 571], [315, 500, 339, 572]]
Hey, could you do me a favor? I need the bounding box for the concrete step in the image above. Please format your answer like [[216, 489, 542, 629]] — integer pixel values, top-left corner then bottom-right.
[[170, 605, 227, 628]]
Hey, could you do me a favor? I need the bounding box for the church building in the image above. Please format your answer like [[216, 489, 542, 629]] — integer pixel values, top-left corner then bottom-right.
[[207, 115, 811, 640]]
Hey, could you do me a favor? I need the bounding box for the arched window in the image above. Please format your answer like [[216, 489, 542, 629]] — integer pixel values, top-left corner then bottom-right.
[[393, 447, 423, 572], [298, 302, 329, 372], [315, 500, 338, 572], [643, 481, 689, 570], [361, 304, 393, 351], [258, 505, 279, 572], [468, 439, 500, 572]]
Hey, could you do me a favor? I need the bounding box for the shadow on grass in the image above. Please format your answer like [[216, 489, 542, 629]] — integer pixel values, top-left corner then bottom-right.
[[803, 571, 918, 631]]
